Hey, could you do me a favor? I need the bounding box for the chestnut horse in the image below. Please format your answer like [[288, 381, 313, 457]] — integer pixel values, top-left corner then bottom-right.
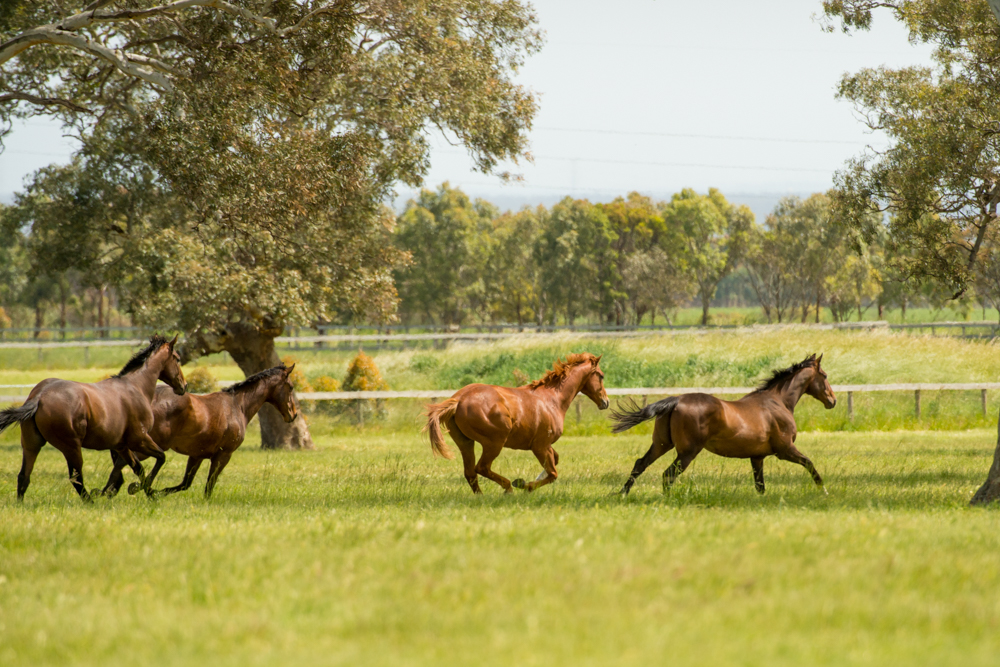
[[426, 353, 609, 494], [0, 335, 187, 502], [99, 364, 299, 499], [612, 354, 836, 495]]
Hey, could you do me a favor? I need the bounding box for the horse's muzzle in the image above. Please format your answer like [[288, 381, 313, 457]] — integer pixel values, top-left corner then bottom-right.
[[600, 397, 610, 410]]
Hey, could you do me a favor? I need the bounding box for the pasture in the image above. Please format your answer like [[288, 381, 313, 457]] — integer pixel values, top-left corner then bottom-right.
[[2, 329, 1000, 665]]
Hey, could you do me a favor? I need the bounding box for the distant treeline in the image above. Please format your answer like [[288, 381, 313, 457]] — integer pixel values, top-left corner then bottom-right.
[[2, 182, 996, 334], [391, 184, 988, 327]]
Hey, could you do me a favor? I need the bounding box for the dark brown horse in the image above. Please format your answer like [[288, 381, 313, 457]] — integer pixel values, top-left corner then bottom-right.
[[100, 364, 299, 498], [426, 353, 609, 494], [612, 354, 836, 495], [0, 335, 187, 502]]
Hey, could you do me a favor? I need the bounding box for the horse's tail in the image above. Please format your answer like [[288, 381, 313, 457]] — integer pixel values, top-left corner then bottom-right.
[[610, 396, 678, 434], [424, 398, 459, 460], [0, 399, 39, 435]]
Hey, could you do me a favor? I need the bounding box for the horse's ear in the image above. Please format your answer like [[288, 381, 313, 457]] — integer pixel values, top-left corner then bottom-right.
[[808, 353, 816, 361], [168, 334, 179, 349], [285, 363, 296, 376], [817, 353, 823, 365], [595, 354, 603, 364]]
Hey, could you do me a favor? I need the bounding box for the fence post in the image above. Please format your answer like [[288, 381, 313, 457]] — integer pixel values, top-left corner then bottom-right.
[[914, 389, 921, 420], [982, 389, 988, 418], [847, 391, 854, 422]]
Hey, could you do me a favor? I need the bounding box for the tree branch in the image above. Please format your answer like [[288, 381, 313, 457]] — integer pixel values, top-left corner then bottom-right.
[[0, 92, 93, 113]]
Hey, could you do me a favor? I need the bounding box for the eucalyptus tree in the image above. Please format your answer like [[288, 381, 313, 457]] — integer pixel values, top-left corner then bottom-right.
[[4, 1, 542, 449], [823, 0, 1000, 502], [661, 188, 752, 325]]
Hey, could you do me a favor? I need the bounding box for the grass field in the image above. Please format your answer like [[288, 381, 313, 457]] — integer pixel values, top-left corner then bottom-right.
[[1, 426, 999, 666]]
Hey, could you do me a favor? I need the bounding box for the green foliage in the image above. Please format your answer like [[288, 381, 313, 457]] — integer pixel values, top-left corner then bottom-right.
[[824, 0, 1000, 296], [341, 351, 389, 423]]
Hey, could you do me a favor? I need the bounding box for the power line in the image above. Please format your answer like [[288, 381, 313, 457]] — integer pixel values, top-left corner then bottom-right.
[[533, 126, 879, 146]]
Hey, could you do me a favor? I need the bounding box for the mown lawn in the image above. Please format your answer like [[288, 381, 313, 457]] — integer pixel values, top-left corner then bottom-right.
[[1, 427, 998, 666]]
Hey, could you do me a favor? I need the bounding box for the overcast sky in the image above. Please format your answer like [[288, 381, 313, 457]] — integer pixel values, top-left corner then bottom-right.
[[0, 0, 935, 217]]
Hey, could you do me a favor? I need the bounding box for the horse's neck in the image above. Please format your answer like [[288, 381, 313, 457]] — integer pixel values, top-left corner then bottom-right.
[[234, 379, 274, 422], [126, 356, 163, 400], [775, 370, 812, 412], [550, 364, 590, 413]]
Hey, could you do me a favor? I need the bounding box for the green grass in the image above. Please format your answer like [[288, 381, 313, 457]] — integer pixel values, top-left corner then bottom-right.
[[1, 427, 999, 666]]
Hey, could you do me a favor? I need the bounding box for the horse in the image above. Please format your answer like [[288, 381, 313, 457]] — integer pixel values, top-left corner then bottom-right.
[[98, 364, 299, 499], [0, 335, 187, 502], [426, 352, 609, 494], [612, 354, 836, 496]]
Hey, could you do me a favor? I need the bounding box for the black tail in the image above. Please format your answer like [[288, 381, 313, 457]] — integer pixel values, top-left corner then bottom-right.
[[0, 400, 39, 434], [610, 396, 678, 434]]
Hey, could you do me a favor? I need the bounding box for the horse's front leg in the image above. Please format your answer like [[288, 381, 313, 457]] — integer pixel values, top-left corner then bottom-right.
[[775, 443, 826, 494], [751, 456, 765, 494], [126, 435, 167, 498], [514, 446, 558, 492]]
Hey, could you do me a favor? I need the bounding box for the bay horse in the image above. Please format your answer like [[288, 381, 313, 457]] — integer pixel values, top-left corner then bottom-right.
[[99, 364, 299, 499], [612, 354, 836, 495], [426, 353, 609, 494], [0, 335, 187, 502]]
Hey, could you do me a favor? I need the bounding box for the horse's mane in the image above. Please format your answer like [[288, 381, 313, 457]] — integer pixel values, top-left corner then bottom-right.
[[752, 354, 817, 393], [223, 364, 288, 394], [528, 353, 598, 389], [114, 335, 169, 377]]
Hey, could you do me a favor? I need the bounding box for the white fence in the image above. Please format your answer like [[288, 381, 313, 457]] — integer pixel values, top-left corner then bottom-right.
[[4, 382, 999, 420]]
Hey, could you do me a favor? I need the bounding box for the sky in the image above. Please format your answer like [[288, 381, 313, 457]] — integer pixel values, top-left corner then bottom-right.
[[0, 0, 936, 219]]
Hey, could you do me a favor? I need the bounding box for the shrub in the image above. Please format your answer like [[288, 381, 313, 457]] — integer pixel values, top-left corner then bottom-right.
[[342, 351, 389, 424], [281, 356, 312, 393], [185, 366, 219, 394], [310, 375, 341, 414]]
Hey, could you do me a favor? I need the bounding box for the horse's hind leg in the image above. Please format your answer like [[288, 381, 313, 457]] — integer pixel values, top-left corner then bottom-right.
[[100, 451, 129, 497], [776, 445, 825, 492], [17, 420, 45, 501], [751, 456, 765, 494], [203, 452, 232, 499], [620, 418, 673, 495], [475, 443, 513, 493], [447, 420, 481, 494], [60, 444, 91, 503], [662, 447, 701, 494]]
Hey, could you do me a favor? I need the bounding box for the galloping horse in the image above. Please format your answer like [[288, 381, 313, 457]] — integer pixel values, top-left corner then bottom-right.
[[612, 354, 836, 495], [426, 353, 609, 494], [0, 335, 187, 502], [99, 364, 299, 499]]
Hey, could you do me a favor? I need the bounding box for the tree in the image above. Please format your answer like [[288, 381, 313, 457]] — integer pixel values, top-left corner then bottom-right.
[[823, 0, 1000, 503], [5, 1, 541, 449], [662, 188, 752, 325], [744, 220, 798, 324], [534, 198, 617, 326], [483, 208, 541, 327], [394, 184, 496, 326]]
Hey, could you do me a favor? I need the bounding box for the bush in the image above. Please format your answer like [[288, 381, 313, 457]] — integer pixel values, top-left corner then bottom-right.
[[281, 356, 313, 393], [185, 366, 219, 394], [342, 351, 389, 424], [310, 375, 341, 414]]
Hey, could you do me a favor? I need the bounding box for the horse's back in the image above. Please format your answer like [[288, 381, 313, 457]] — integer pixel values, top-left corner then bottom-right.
[[31, 379, 126, 445], [675, 392, 784, 458], [151, 389, 236, 455], [451, 384, 517, 440]]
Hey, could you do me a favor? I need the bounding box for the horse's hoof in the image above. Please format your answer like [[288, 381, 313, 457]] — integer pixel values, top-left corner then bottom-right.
[[127, 482, 140, 496], [511, 478, 526, 489]]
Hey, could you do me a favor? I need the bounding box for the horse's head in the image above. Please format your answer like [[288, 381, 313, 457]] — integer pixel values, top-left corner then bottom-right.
[[805, 354, 835, 409], [267, 364, 299, 423], [580, 354, 610, 410], [157, 335, 187, 395]]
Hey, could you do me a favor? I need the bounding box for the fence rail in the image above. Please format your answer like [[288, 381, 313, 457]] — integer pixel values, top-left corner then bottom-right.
[[4, 383, 1000, 422]]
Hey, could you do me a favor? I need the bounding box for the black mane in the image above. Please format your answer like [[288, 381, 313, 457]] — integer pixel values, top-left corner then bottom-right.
[[752, 355, 817, 393], [114, 335, 169, 378], [223, 364, 288, 394]]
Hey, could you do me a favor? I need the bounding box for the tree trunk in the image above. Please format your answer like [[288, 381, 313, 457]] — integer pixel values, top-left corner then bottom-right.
[[34, 302, 43, 337], [901, 296, 907, 323], [59, 284, 67, 339], [970, 411, 1000, 505], [97, 285, 106, 337], [701, 294, 710, 326]]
